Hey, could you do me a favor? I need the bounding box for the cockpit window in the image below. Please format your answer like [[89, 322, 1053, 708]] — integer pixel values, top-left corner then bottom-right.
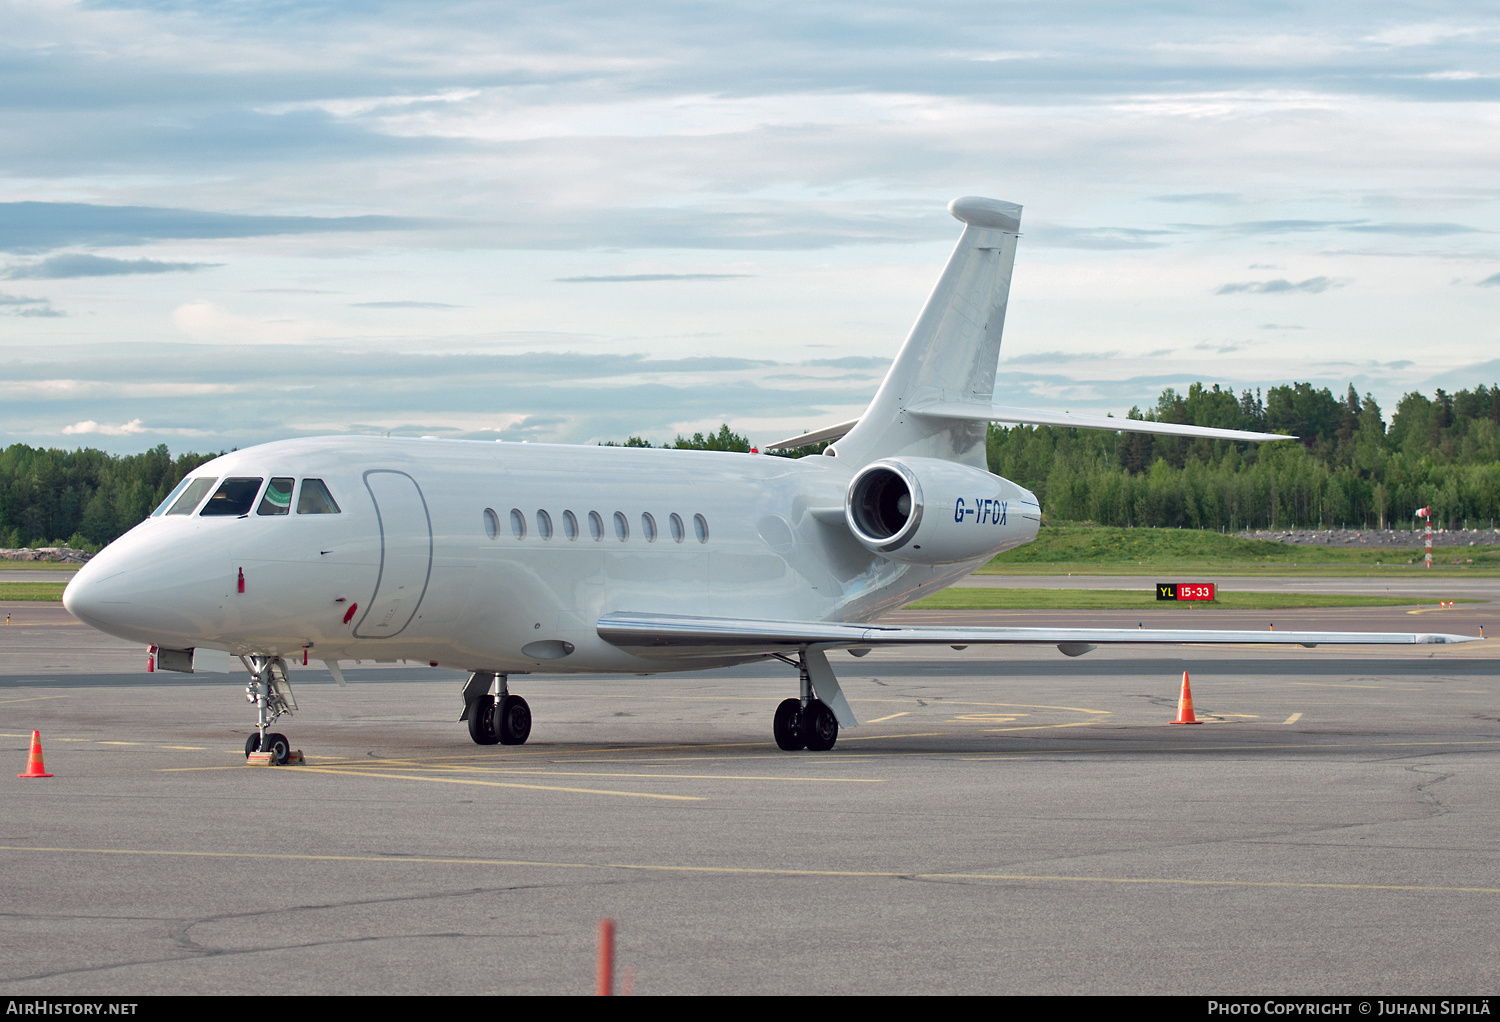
[[256, 477, 294, 516], [152, 477, 194, 517], [200, 477, 264, 517], [296, 479, 341, 515], [164, 476, 219, 516]]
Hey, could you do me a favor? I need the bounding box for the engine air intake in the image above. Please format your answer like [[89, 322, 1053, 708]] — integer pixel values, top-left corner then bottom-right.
[[846, 461, 923, 552]]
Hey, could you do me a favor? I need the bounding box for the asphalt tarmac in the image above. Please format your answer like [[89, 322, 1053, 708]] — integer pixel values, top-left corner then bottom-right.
[[2, 596, 1498, 995]]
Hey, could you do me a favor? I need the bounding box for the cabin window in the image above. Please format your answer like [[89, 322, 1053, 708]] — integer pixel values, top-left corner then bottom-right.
[[296, 479, 341, 515], [694, 513, 709, 543], [510, 508, 526, 539], [562, 510, 579, 541], [536, 509, 554, 540], [641, 512, 657, 542], [200, 477, 264, 517], [163, 476, 218, 516], [588, 511, 604, 541], [256, 477, 294, 516], [669, 513, 685, 543], [613, 511, 629, 541], [483, 508, 499, 539]]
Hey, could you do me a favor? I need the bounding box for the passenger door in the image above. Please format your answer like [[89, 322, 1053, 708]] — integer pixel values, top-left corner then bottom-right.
[[353, 470, 434, 639]]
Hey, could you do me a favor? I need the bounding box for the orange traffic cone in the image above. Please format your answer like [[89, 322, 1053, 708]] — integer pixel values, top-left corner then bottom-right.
[[1172, 671, 1200, 725], [18, 730, 53, 778]]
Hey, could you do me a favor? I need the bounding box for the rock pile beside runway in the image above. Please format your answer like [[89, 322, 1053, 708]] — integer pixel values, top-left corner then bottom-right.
[[0, 546, 92, 563]]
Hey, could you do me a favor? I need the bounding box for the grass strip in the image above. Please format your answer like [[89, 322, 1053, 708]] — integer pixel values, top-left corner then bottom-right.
[[0, 581, 69, 602], [906, 588, 1483, 611], [979, 526, 1500, 576]]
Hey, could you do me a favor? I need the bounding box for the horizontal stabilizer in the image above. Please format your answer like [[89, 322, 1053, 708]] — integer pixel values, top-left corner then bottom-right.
[[908, 403, 1293, 443], [766, 404, 1292, 452], [764, 418, 860, 451], [599, 612, 1475, 658]]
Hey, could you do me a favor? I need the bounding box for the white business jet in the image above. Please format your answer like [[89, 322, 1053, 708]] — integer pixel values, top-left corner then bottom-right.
[[63, 197, 1475, 761]]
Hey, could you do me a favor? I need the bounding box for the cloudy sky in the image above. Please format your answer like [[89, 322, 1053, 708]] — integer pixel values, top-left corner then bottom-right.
[[3, 1, 1499, 453]]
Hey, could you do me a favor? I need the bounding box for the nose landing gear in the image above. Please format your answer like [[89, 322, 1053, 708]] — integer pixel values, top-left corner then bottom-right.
[[242, 655, 297, 764], [460, 671, 532, 746]]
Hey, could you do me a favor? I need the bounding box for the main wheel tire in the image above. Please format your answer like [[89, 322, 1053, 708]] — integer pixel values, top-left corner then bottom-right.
[[773, 698, 806, 751], [496, 694, 532, 745], [468, 694, 500, 745], [802, 701, 838, 752], [264, 732, 291, 764]]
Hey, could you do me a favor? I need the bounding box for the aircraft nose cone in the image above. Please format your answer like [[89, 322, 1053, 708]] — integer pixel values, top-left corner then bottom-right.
[[63, 562, 125, 633]]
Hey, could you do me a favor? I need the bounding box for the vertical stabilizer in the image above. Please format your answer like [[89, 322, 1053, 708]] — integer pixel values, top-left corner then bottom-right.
[[833, 197, 1021, 468]]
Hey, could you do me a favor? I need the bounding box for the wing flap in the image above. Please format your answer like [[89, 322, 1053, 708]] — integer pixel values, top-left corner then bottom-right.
[[598, 612, 1476, 658]]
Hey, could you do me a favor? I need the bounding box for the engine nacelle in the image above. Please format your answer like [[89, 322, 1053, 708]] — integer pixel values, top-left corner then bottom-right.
[[844, 457, 1040, 565]]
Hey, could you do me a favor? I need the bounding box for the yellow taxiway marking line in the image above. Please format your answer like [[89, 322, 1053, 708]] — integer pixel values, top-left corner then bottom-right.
[[299, 758, 883, 784], [158, 746, 207, 751], [1, 844, 1498, 895], [0, 695, 70, 705], [864, 712, 911, 724], [982, 721, 1102, 733], [390, 766, 883, 783], [838, 732, 949, 742], [1283, 713, 1304, 725], [1288, 682, 1421, 690], [96, 741, 143, 746], [290, 764, 704, 801]]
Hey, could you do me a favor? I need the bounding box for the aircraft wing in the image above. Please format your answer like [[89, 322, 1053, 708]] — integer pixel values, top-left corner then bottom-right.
[[598, 612, 1477, 658]]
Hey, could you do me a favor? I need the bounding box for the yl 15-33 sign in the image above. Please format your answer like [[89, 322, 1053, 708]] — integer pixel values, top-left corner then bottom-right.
[[1157, 582, 1216, 601]]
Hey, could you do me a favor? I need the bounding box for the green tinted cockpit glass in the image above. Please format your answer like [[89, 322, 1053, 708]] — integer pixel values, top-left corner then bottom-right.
[[296, 479, 341, 515], [165, 477, 219, 516], [200, 477, 264, 517], [257, 477, 294, 516]]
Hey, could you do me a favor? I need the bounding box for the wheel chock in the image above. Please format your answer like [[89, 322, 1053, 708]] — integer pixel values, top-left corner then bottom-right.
[[246, 749, 305, 766]]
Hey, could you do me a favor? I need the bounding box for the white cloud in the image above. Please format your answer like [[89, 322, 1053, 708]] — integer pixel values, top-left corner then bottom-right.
[[61, 418, 145, 436]]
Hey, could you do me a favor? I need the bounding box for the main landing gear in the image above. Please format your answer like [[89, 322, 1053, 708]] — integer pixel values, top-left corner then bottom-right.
[[770, 648, 855, 752], [460, 671, 531, 746], [243, 655, 297, 764]]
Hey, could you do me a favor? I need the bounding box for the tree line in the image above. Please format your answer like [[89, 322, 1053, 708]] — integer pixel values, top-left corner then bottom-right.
[[0, 444, 220, 550], [988, 383, 1500, 531], [3, 381, 1498, 548]]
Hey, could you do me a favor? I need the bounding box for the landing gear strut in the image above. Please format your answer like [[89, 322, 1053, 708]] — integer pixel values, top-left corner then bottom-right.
[[243, 655, 296, 763], [770, 647, 855, 752], [460, 671, 531, 746]]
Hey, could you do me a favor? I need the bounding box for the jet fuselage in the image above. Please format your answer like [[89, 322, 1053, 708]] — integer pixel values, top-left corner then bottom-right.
[[64, 435, 1041, 675]]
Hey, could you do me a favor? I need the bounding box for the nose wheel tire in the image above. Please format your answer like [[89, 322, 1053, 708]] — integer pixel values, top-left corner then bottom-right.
[[245, 731, 291, 764], [468, 694, 500, 745], [773, 698, 806, 751], [496, 694, 531, 745], [802, 700, 839, 752]]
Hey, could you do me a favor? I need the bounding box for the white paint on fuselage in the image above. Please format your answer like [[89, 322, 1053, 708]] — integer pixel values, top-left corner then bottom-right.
[[65, 435, 1040, 675]]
